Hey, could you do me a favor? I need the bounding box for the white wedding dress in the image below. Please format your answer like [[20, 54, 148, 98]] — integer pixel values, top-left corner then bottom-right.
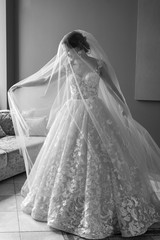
[[20, 60, 160, 239]]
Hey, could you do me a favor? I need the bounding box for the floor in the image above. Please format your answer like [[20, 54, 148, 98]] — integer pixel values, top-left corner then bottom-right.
[[0, 172, 64, 240], [1, 173, 160, 240]]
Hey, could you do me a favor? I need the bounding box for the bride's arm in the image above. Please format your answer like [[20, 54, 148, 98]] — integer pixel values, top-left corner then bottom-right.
[[99, 61, 129, 115], [10, 69, 63, 91], [100, 65, 124, 103], [9, 77, 48, 92], [19, 76, 49, 87], [100, 64, 125, 103]]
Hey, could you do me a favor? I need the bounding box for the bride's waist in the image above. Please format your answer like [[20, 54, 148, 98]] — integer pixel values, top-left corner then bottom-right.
[[64, 95, 103, 110], [71, 93, 98, 100]]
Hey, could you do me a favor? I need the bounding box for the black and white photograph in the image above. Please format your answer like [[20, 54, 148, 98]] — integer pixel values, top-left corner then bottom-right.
[[0, 1, 160, 239]]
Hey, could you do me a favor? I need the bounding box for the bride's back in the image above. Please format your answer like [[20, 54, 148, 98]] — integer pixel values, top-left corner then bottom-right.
[[69, 57, 101, 100], [71, 56, 100, 78]]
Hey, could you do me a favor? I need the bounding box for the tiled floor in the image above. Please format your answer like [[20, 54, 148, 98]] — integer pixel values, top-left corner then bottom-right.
[[0, 173, 64, 240], [1, 173, 160, 240]]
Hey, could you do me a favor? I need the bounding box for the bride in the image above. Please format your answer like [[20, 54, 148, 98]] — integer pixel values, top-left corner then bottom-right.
[[8, 30, 160, 239]]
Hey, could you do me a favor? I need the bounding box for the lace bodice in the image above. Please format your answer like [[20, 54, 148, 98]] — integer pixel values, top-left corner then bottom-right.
[[70, 59, 103, 99]]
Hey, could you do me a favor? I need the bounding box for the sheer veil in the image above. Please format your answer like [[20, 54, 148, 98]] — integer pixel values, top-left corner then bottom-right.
[[8, 30, 160, 196]]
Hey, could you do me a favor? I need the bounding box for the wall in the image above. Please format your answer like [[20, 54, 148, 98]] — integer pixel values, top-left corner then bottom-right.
[[15, 0, 160, 146], [0, 0, 7, 109], [6, 0, 17, 91], [135, 0, 160, 101]]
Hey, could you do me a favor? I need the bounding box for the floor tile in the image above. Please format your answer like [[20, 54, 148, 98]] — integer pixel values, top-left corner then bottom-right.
[[15, 195, 24, 211], [0, 212, 19, 232], [20, 231, 64, 240], [0, 183, 15, 195], [151, 236, 160, 239], [13, 173, 26, 183], [108, 236, 151, 240], [133, 236, 153, 239], [0, 195, 17, 212], [0, 232, 21, 240], [18, 211, 51, 232], [108, 237, 125, 240], [14, 182, 24, 195]]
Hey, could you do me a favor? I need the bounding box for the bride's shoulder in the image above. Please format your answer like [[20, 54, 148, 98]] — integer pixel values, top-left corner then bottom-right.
[[88, 56, 103, 66], [97, 59, 104, 68], [89, 57, 104, 75]]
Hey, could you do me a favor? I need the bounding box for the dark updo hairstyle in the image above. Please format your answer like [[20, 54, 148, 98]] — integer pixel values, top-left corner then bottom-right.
[[63, 31, 90, 53]]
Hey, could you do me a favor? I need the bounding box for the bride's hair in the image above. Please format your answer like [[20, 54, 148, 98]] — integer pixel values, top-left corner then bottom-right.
[[63, 31, 90, 53]]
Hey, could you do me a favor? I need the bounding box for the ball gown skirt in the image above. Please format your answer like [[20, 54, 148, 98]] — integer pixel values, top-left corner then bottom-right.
[[21, 96, 160, 239]]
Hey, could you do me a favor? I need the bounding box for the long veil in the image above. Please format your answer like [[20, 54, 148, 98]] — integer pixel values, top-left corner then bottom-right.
[[8, 30, 160, 199]]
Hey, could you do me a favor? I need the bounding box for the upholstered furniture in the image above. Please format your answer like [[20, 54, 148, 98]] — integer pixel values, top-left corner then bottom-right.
[[0, 110, 45, 181]]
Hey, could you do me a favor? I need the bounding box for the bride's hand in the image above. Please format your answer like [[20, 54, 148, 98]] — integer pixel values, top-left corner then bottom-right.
[[121, 104, 130, 118], [10, 77, 49, 92], [121, 106, 130, 128], [122, 109, 128, 118]]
